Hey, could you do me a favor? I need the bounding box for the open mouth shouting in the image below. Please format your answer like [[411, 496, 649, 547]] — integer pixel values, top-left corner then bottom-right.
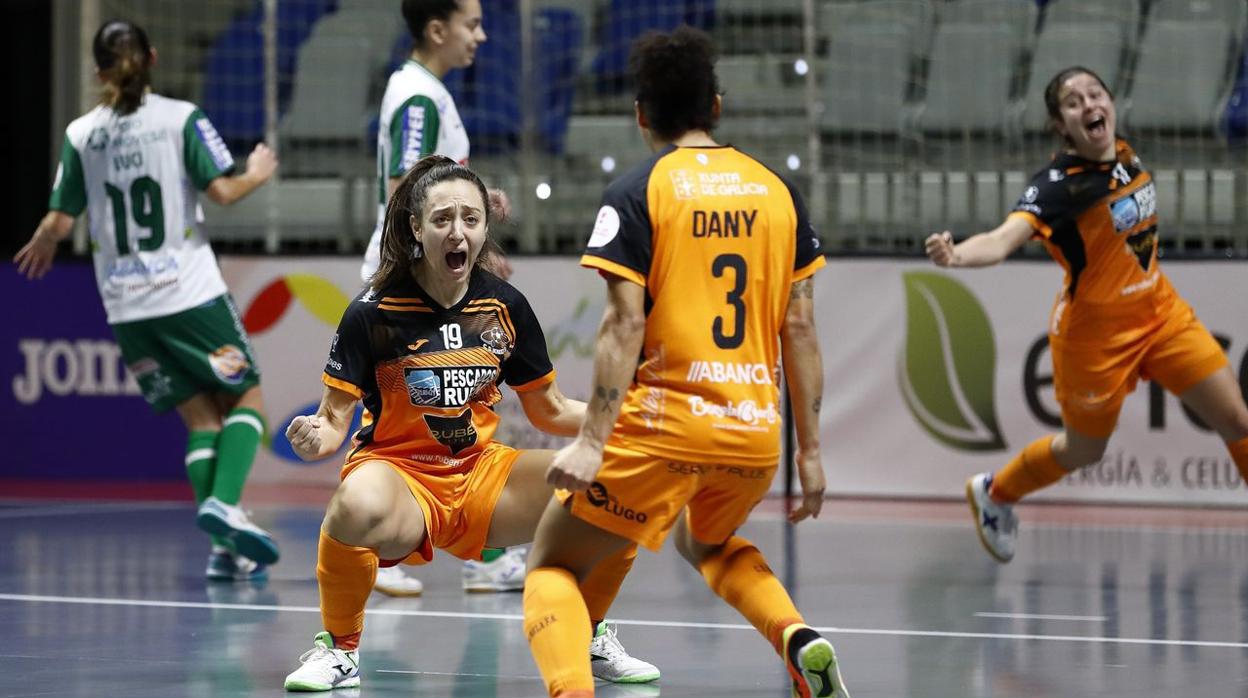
[[445, 250, 469, 273], [1085, 115, 1108, 139]]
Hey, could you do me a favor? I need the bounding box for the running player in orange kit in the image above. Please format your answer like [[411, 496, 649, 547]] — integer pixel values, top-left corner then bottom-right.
[[925, 67, 1248, 563], [521, 27, 849, 698], [281, 156, 657, 691]]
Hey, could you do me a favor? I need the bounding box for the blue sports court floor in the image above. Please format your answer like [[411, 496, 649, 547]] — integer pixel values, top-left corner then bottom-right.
[[3, 497, 1248, 697]]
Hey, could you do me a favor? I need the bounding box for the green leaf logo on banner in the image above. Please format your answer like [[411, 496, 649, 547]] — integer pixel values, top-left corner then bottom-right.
[[898, 271, 1007, 451]]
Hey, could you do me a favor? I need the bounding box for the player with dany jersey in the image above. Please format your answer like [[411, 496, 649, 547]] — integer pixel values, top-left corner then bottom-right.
[[15, 19, 281, 580], [522, 27, 848, 698]]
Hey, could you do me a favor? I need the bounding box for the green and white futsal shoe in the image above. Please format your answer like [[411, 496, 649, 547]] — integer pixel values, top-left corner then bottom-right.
[[284, 631, 360, 692], [589, 621, 661, 683], [196, 496, 280, 565]]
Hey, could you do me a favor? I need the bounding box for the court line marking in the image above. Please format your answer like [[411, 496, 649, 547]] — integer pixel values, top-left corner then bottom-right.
[[975, 612, 1106, 622], [1, 592, 1245, 650], [1, 499, 1245, 536], [377, 669, 543, 680], [0, 502, 189, 518]]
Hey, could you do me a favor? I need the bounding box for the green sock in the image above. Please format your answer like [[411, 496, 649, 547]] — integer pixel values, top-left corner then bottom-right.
[[212, 407, 265, 505], [186, 430, 228, 547], [481, 547, 505, 563]]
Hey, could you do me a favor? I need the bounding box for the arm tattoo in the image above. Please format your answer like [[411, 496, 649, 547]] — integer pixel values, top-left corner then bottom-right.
[[789, 279, 814, 300], [812, 397, 821, 414], [594, 385, 621, 413]]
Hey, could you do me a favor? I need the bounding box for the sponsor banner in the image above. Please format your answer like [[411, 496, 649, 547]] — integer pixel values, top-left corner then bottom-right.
[[10, 257, 1246, 508], [825, 259, 1248, 505], [216, 259, 365, 487], [0, 258, 597, 488], [1, 264, 185, 480]]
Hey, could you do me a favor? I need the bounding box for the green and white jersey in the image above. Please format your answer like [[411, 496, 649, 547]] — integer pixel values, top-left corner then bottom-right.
[[49, 93, 234, 323], [361, 60, 470, 281]]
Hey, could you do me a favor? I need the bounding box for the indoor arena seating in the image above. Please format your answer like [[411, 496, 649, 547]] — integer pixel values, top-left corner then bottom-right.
[[200, 0, 335, 151], [182, 0, 1248, 255], [816, 0, 1248, 253]]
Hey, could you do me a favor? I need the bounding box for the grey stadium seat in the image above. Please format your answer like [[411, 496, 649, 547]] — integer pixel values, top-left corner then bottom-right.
[[1044, 0, 1141, 28], [716, 0, 803, 16], [934, 0, 1037, 29], [916, 24, 1026, 134], [1127, 20, 1238, 131], [914, 0, 1037, 135], [562, 115, 647, 171], [306, 10, 402, 76], [820, 0, 933, 134], [717, 55, 807, 115], [281, 36, 374, 141], [716, 115, 808, 165], [1149, 0, 1246, 27]]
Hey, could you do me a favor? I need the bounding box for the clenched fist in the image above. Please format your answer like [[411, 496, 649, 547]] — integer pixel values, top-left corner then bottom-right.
[[925, 231, 957, 267], [286, 414, 324, 461]]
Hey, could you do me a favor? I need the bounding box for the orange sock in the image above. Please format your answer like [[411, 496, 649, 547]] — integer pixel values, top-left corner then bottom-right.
[[317, 530, 378, 651], [524, 567, 594, 697], [581, 543, 637, 627], [698, 536, 804, 654], [990, 435, 1066, 503], [1229, 437, 1248, 482]]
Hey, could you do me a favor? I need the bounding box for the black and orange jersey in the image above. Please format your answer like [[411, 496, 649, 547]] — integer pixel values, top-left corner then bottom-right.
[[322, 269, 554, 471], [581, 144, 824, 467], [1008, 139, 1171, 306]]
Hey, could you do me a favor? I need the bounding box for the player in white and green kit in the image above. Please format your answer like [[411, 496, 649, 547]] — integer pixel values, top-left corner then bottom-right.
[[15, 20, 281, 581], [360, 0, 475, 284]]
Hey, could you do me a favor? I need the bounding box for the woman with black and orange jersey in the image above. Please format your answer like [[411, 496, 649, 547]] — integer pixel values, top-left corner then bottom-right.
[[280, 156, 657, 691], [521, 28, 848, 698], [925, 67, 1248, 564]]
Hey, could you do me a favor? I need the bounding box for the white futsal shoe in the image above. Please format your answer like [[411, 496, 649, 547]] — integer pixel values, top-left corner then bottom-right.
[[284, 631, 360, 691], [373, 566, 423, 597], [462, 546, 527, 592], [966, 472, 1018, 563], [589, 621, 661, 683]]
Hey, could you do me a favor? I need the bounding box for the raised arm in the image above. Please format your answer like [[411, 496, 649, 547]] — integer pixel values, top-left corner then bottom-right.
[[205, 143, 278, 206], [925, 215, 1034, 268], [517, 379, 586, 438], [14, 211, 76, 280], [544, 275, 647, 490], [780, 277, 826, 523], [285, 384, 358, 461]]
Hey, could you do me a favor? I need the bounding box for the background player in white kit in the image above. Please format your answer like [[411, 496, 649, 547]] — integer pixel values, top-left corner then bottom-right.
[[362, 0, 519, 597], [14, 19, 280, 582]]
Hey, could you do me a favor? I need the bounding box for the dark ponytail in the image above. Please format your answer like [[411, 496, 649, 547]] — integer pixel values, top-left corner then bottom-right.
[[369, 155, 492, 291], [93, 20, 153, 116]]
